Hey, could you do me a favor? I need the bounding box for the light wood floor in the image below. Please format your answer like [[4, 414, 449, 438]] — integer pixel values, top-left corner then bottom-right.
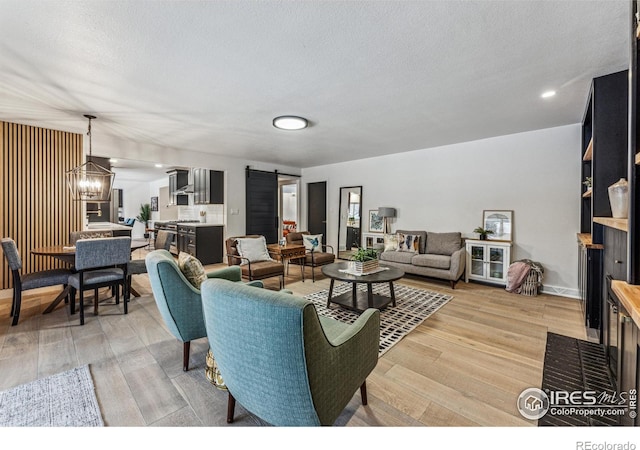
[[0, 248, 590, 427]]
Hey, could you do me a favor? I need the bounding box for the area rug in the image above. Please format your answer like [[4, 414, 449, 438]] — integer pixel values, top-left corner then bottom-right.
[[539, 332, 616, 426], [306, 283, 452, 356], [0, 365, 104, 427]]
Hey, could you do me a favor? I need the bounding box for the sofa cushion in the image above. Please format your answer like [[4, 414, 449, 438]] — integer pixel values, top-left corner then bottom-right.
[[396, 230, 427, 254], [396, 233, 420, 253], [425, 232, 462, 256], [236, 236, 273, 265], [302, 234, 323, 252], [379, 250, 414, 264], [412, 253, 451, 270]]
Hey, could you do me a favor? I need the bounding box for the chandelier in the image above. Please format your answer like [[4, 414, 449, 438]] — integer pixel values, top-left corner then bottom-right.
[[66, 115, 115, 202]]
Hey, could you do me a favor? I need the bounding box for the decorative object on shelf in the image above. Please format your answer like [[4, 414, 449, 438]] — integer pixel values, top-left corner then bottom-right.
[[583, 177, 592, 189], [349, 247, 379, 274], [377, 207, 396, 234], [473, 227, 494, 241], [482, 210, 513, 242], [608, 178, 629, 219], [369, 210, 383, 233], [199, 210, 206, 223], [137, 203, 151, 228], [150, 196, 158, 212], [65, 115, 115, 202]]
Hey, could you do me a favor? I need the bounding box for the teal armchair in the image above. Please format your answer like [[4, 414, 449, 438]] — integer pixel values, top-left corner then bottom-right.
[[201, 278, 380, 426], [145, 249, 263, 371]]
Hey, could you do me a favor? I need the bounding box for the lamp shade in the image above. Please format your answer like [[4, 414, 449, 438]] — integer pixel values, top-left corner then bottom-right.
[[378, 207, 396, 218]]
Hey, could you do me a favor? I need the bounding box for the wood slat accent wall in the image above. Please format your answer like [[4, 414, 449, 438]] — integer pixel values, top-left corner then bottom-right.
[[1, 121, 83, 289]]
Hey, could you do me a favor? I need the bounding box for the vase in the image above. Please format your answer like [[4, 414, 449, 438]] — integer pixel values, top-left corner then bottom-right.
[[199, 216, 206, 223], [608, 178, 629, 219]]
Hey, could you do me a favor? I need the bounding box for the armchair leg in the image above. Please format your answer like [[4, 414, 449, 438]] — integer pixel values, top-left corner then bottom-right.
[[227, 392, 236, 423], [360, 381, 368, 406], [183, 341, 191, 371]]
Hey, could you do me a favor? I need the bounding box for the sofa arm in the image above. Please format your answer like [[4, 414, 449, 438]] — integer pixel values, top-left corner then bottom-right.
[[207, 265, 242, 282], [449, 247, 466, 280]]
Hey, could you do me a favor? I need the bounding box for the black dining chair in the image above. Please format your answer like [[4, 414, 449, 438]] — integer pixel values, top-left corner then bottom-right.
[[1, 238, 73, 326], [127, 230, 173, 297], [68, 236, 132, 325]]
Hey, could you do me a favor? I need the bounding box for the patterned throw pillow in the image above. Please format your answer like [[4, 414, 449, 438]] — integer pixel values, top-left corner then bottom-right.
[[236, 236, 273, 265], [178, 252, 207, 288], [396, 233, 420, 253], [303, 234, 322, 252], [383, 233, 399, 252]]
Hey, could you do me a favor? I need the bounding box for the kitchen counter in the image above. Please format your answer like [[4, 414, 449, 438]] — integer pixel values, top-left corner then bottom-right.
[[611, 280, 640, 329], [175, 222, 224, 227], [85, 222, 132, 231]]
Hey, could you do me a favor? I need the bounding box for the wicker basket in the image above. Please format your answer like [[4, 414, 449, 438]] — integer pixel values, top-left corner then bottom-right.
[[349, 259, 379, 275], [519, 261, 544, 296]]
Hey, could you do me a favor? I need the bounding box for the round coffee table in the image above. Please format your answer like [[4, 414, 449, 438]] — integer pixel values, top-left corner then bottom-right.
[[321, 262, 404, 313]]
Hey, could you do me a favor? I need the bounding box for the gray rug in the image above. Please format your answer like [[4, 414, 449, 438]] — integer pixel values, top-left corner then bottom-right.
[[306, 283, 453, 355], [0, 365, 104, 427]]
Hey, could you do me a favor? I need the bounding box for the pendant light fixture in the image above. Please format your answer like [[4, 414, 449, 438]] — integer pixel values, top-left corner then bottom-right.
[[66, 115, 115, 202]]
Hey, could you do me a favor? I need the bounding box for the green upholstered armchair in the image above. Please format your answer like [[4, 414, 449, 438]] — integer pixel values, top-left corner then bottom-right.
[[200, 278, 380, 426], [145, 249, 263, 371]]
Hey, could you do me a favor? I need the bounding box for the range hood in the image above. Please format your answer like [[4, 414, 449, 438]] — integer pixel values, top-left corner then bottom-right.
[[174, 184, 194, 195]]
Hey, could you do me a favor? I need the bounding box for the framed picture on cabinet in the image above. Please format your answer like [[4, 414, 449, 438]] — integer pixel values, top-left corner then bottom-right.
[[369, 210, 383, 233], [482, 210, 513, 242]]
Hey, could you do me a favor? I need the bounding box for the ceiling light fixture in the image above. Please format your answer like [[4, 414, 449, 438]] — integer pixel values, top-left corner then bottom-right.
[[109, 158, 118, 163], [155, 164, 163, 168], [541, 90, 556, 99], [273, 116, 308, 130], [65, 115, 115, 203]]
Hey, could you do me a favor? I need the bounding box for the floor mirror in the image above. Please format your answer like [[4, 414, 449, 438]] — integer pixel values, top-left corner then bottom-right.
[[337, 186, 362, 260]]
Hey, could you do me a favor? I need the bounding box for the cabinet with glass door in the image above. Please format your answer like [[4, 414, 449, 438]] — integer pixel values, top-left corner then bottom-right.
[[465, 239, 512, 286]]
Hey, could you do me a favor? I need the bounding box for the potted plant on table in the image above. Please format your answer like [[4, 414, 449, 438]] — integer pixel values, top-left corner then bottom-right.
[[350, 247, 379, 274], [473, 227, 494, 241]]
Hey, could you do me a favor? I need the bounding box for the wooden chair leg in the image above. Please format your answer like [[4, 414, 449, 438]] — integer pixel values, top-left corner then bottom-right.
[[11, 289, 21, 326], [360, 381, 368, 405], [183, 341, 191, 371], [227, 392, 236, 423]]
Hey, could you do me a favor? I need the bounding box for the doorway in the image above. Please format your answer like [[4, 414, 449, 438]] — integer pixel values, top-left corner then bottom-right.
[[307, 181, 327, 244]]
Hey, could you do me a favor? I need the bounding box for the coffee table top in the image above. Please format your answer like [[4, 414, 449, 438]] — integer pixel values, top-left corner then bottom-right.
[[321, 261, 404, 283]]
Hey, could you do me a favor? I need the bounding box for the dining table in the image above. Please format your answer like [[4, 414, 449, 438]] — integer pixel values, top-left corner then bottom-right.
[[31, 238, 149, 313]]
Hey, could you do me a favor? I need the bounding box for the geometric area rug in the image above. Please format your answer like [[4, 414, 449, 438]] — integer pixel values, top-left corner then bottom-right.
[[305, 283, 453, 356], [0, 365, 104, 427]]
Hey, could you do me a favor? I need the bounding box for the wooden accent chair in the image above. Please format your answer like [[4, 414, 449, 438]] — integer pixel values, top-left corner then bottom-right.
[[286, 231, 336, 282], [225, 235, 285, 288], [1, 238, 73, 326], [145, 249, 263, 371], [201, 278, 380, 425]]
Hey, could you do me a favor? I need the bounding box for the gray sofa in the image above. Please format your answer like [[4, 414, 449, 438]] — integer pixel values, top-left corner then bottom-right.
[[378, 230, 466, 288]]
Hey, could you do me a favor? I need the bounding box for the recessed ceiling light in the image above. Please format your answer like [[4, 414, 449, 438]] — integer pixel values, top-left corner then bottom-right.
[[541, 90, 556, 99], [109, 158, 118, 163], [155, 164, 163, 168], [273, 116, 308, 130]]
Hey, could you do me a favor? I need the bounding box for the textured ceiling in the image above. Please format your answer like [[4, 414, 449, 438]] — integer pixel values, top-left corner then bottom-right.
[[0, 0, 630, 169]]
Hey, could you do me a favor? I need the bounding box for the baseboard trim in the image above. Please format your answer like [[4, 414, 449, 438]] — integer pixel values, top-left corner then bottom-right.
[[541, 285, 579, 299]]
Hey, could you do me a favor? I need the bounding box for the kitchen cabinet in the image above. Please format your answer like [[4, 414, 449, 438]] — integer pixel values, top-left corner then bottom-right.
[[465, 239, 511, 286], [177, 224, 223, 265], [168, 169, 189, 206], [193, 169, 224, 204]]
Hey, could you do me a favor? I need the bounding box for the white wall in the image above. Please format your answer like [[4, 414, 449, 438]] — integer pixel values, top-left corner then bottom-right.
[[301, 124, 581, 297], [113, 180, 151, 222]]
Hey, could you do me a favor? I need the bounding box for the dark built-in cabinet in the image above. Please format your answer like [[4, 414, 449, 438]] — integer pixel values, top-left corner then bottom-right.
[[346, 226, 360, 250], [168, 169, 189, 206], [193, 169, 224, 205], [177, 224, 223, 265], [578, 70, 628, 335]]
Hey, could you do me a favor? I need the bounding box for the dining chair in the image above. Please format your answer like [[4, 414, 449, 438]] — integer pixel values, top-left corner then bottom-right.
[[68, 236, 131, 325], [127, 229, 173, 297], [69, 230, 114, 244], [1, 238, 74, 326]]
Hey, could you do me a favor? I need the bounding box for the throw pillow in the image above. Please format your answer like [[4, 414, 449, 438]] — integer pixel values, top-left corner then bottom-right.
[[396, 233, 420, 253], [383, 233, 399, 252], [178, 252, 207, 288], [236, 236, 273, 265], [303, 234, 323, 252]]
